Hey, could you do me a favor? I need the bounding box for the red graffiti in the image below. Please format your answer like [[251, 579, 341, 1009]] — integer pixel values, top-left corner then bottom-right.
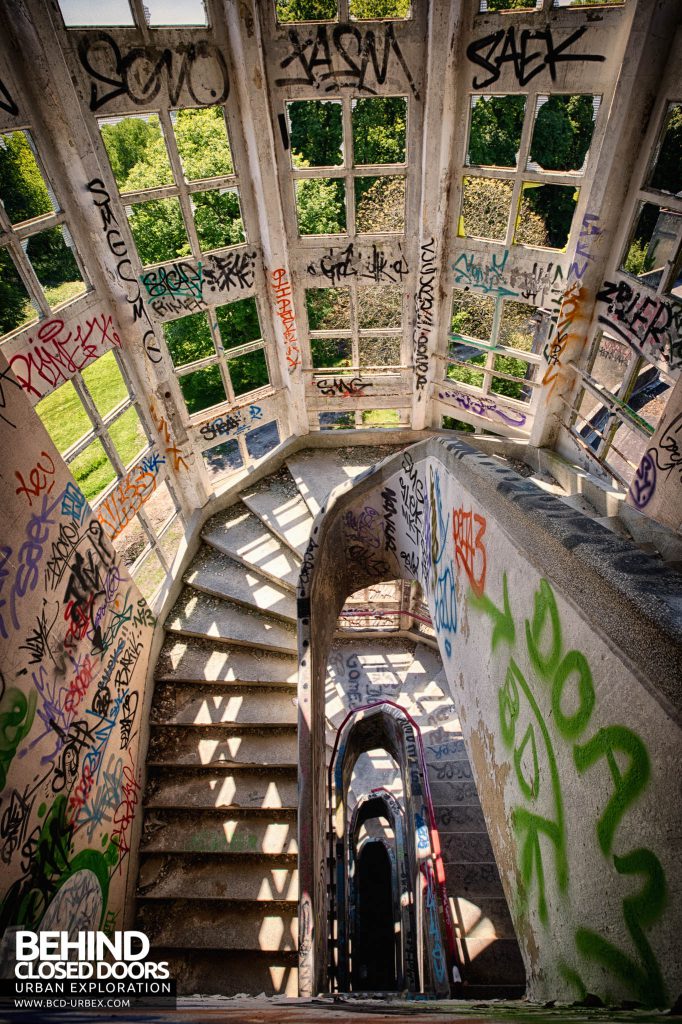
[[64, 655, 95, 715], [68, 762, 94, 825], [9, 314, 121, 400], [271, 267, 301, 372], [14, 451, 56, 507], [149, 398, 189, 473], [452, 506, 487, 598], [112, 761, 140, 866]]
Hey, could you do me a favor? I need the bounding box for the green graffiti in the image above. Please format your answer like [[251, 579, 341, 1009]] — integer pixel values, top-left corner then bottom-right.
[[575, 848, 667, 1007], [573, 725, 650, 856], [559, 962, 587, 1000], [498, 657, 520, 746], [514, 723, 539, 800], [552, 650, 595, 740], [525, 578, 562, 681], [0, 685, 37, 790], [469, 571, 515, 650]]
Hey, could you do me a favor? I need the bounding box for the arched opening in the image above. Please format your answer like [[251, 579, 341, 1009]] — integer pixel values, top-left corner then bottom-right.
[[352, 839, 397, 992]]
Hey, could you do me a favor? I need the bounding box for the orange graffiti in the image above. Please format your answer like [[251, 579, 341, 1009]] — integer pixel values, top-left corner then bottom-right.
[[542, 283, 588, 399], [452, 505, 487, 598], [271, 267, 301, 372], [150, 398, 189, 472]]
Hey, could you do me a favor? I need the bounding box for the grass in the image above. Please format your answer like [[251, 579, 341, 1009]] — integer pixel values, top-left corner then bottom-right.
[[362, 409, 400, 426], [42, 279, 86, 309]]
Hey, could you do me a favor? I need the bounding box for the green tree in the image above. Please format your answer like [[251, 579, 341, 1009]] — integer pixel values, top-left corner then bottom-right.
[[276, 0, 337, 20], [100, 117, 165, 188], [469, 95, 525, 167], [350, 0, 410, 15], [289, 101, 343, 168]]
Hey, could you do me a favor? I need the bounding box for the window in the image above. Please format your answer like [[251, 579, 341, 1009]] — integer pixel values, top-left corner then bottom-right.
[[306, 284, 403, 370]]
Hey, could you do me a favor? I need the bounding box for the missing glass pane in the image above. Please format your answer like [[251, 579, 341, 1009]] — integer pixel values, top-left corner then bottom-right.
[[491, 355, 536, 403], [442, 415, 475, 433], [649, 103, 682, 195], [0, 130, 55, 224], [99, 114, 173, 192], [112, 513, 148, 568], [361, 409, 401, 426], [142, 480, 177, 534], [245, 420, 280, 459], [228, 348, 269, 397], [355, 176, 405, 233], [216, 297, 261, 350], [306, 287, 351, 330], [69, 438, 116, 502], [621, 201, 679, 290], [27, 226, 86, 309], [163, 311, 214, 366], [358, 285, 402, 328], [144, 0, 207, 25], [589, 333, 631, 393], [295, 178, 346, 235], [109, 406, 148, 468], [468, 95, 525, 168], [179, 363, 226, 414], [0, 247, 37, 338], [480, 0, 539, 9], [203, 437, 243, 481], [320, 411, 354, 429], [276, 0, 337, 21], [58, 0, 134, 25], [193, 188, 245, 251], [311, 337, 352, 368], [460, 177, 512, 241], [160, 514, 184, 566], [133, 549, 166, 603], [353, 98, 407, 165], [450, 289, 494, 342], [515, 183, 578, 249], [446, 354, 486, 389], [127, 198, 191, 265], [358, 335, 401, 366], [498, 301, 539, 352], [529, 95, 597, 173], [81, 350, 130, 416], [287, 101, 343, 168], [350, 0, 410, 16], [37, 380, 92, 454], [173, 107, 233, 180]]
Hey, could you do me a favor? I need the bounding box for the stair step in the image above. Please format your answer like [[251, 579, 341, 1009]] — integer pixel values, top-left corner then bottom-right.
[[144, 766, 298, 810], [241, 466, 314, 557], [138, 855, 299, 901], [147, 724, 298, 767], [166, 588, 297, 655], [185, 546, 296, 622], [202, 503, 301, 591], [141, 809, 297, 855], [137, 899, 298, 951], [156, 637, 297, 687], [147, 950, 298, 997], [286, 445, 404, 516], [150, 684, 297, 726]]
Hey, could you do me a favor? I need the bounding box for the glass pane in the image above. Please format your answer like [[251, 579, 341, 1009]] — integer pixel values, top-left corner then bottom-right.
[[144, 0, 207, 24], [621, 202, 678, 290], [216, 297, 261, 350], [132, 550, 166, 603], [163, 311, 214, 366], [0, 248, 37, 338], [0, 130, 55, 224], [311, 337, 352, 368], [58, 0, 134, 24], [529, 95, 597, 172], [227, 348, 269, 397], [193, 188, 245, 250], [245, 420, 280, 460], [203, 438, 243, 481], [461, 177, 512, 241], [515, 183, 578, 249], [358, 285, 401, 328], [82, 350, 129, 417], [160, 514, 184, 565], [27, 226, 86, 308], [589, 333, 631, 393], [649, 103, 682, 195], [109, 406, 148, 467], [174, 107, 233, 180], [498, 301, 538, 352], [306, 287, 351, 330], [355, 176, 405, 233], [320, 411, 354, 429], [295, 178, 346, 235], [446, 354, 486, 389], [276, 0, 337, 20], [142, 480, 177, 533], [99, 114, 173, 192], [179, 363, 227, 414], [468, 95, 526, 168], [127, 198, 191, 265], [450, 290, 494, 342], [353, 98, 407, 165], [36, 380, 92, 454], [112, 513, 148, 568], [287, 101, 343, 168], [69, 438, 116, 502], [358, 335, 401, 366]]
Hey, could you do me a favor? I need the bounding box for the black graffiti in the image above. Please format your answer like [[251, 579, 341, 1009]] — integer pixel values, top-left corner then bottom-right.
[[276, 23, 419, 99], [0, 786, 34, 865], [0, 76, 18, 117], [414, 237, 436, 396], [78, 33, 229, 112], [314, 376, 373, 397], [203, 249, 257, 294], [381, 487, 398, 554], [400, 549, 419, 576], [399, 451, 425, 545], [306, 242, 408, 286], [307, 244, 355, 285], [466, 25, 605, 90], [596, 279, 682, 369]]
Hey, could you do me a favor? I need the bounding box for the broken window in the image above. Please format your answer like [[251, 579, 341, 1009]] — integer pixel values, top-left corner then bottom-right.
[[0, 130, 55, 223], [163, 311, 215, 367], [361, 409, 401, 426], [26, 226, 86, 308], [127, 197, 191, 265], [36, 379, 92, 455], [0, 247, 36, 337], [588, 333, 631, 394], [358, 336, 401, 366], [306, 287, 352, 330], [491, 355, 536, 402], [143, 0, 208, 25], [442, 415, 475, 433], [227, 348, 270, 397], [350, 0, 410, 17], [57, 0, 134, 25], [275, 0, 338, 21], [287, 101, 343, 168], [174, 107, 234, 180], [450, 289, 494, 342], [109, 406, 148, 468], [100, 114, 173, 192], [320, 411, 355, 429], [552, 0, 623, 6], [134, 551, 167, 603], [179, 363, 227, 414], [352, 98, 407, 165], [460, 176, 513, 241], [245, 420, 280, 459], [82, 349, 129, 417], [498, 300, 539, 353], [355, 176, 405, 232], [468, 95, 525, 168], [192, 188, 245, 251], [529, 95, 598, 173], [446, 353, 486, 389], [295, 178, 346, 235], [515, 183, 578, 249], [69, 438, 117, 502], [648, 102, 682, 195], [216, 297, 262, 350], [621, 201, 680, 290], [358, 285, 402, 328], [480, 0, 539, 10], [311, 337, 353, 368]]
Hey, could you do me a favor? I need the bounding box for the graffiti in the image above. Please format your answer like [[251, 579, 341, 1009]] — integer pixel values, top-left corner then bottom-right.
[[9, 490, 63, 634], [380, 486, 398, 554], [569, 213, 603, 281], [596, 279, 682, 370], [400, 549, 419, 576], [429, 468, 456, 655], [275, 23, 419, 99], [271, 268, 300, 373], [0, 76, 18, 117], [344, 506, 390, 578], [627, 451, 656, 509], [630, 410, 682, 508], [203, 249, 257, 296], [399, 451, 425, 546], [651, 411, 682, 479], [149, 397, 189, 473], [299, 534, 319, 592], [14, 452, 56, 508], [0, 679, 37, 791], [199, 404, 262, 444], [86, 178, 161, 364], [452, 505, 487, 598], [414, 238, 436, 396], [306, 242, 409, 285], [541, 283, 587, 398], [510, 261, 564, 305], [141, 261, 203, 300], [8, 315, 121, 402], [78, 33, 229, 111], [314, 376, 373, 397], [438, 389, 527, 428], [466, 25, 605, 90], [96, 452, 165, 541], [61, 483, 88, 527], [452, 248, 516, 299]]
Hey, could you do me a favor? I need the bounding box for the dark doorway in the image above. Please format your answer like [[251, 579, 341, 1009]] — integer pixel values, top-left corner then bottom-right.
[[352, 840, 398, 991]]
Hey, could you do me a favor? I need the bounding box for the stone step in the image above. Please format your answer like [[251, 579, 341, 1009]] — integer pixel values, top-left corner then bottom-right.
[[148, 950, 298, 997], [202, 503, 301, 591], [155, 637, 297, 687], [241, 466, 314, 557], [141, 808, 298, 856], [185, 546, 296, 622], [286, 445, 404, 517], [144, 766, 298, 810], [137, 899, 298, 951], [138, 855, 299, 901], [147, 724, 298, 767], [165, 588, 297, 655], [459, 937, 526, 987], [150, 684, 297, 726]]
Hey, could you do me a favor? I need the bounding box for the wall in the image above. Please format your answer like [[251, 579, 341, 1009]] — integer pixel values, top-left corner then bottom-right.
[[0, 352, 154, 942], [298, 436, 682, 1005]]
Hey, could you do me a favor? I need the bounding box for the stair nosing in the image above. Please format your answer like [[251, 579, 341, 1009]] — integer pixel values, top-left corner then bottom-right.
[[164, 623, 296, 657], [201, 526, 300, 594]]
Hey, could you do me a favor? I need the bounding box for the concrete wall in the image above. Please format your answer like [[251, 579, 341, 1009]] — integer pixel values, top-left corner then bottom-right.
[[298, 435, 682, 1006], [0, 352, 154, 943]]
